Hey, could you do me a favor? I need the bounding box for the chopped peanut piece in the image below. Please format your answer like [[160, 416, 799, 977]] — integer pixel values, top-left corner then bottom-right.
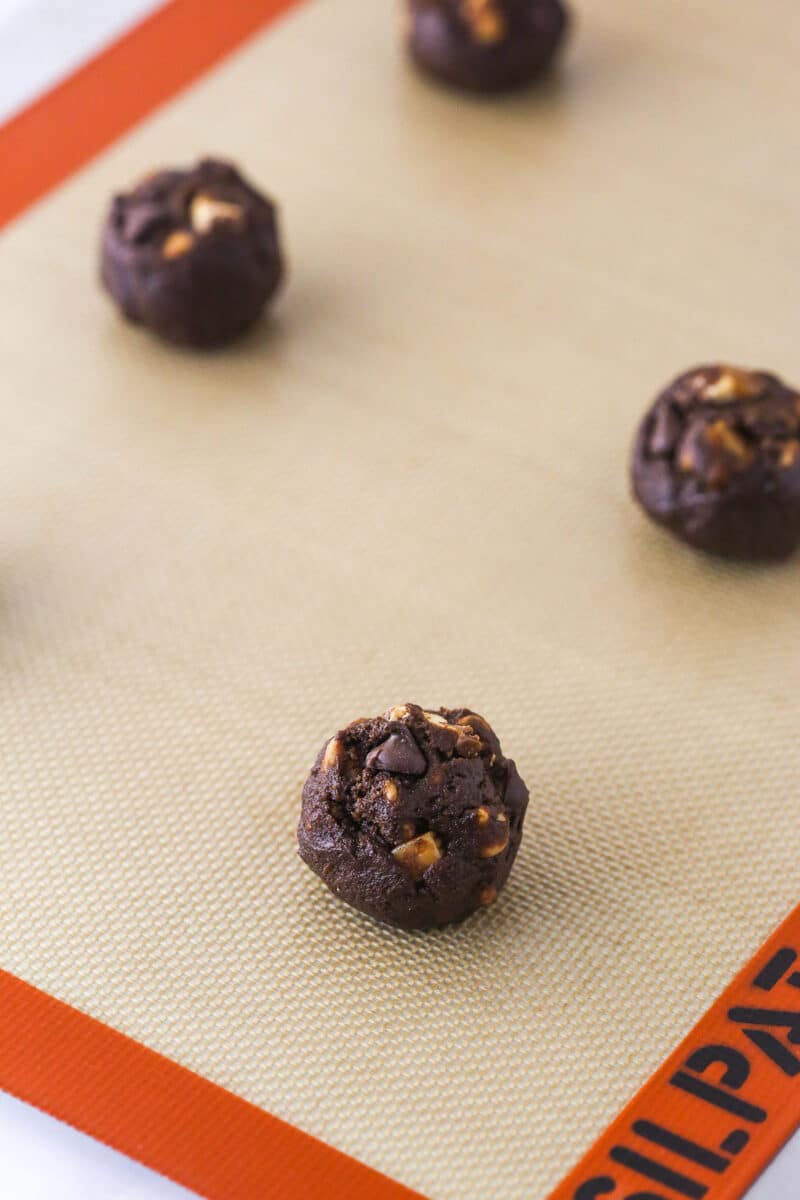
[[322, 738, 342, 770], [190, 193, 244, 234], [162, 230, 194, 259], [392, 832, 443, 880]]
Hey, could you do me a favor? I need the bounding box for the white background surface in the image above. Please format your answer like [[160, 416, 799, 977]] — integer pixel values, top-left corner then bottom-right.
[[749, 1131, 800, 1199], [0, 1092, 195, 1199], [0, 0, 163, 123], [0, 1085, 796, 1200], [0, 2, 796, 1197]]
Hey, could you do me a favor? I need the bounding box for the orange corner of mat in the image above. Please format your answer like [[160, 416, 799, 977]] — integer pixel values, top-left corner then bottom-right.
[[0, 970, 425, 1200], [0, 0, 305, 233], [548, 903, 800, 1200]]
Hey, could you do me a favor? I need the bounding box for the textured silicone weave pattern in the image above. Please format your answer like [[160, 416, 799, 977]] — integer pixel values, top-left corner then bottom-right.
[[1, 1, 799, 1197]]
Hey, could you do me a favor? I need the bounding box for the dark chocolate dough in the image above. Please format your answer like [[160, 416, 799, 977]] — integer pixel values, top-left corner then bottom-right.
[[100, 158, 283, 348], [298, 703, 529, 930], [631, 365, 800, 560], [405, 0, 569, 94]]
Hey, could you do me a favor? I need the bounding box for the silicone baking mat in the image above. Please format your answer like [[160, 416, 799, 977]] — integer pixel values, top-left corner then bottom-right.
[[1, 1, 799, 1197]]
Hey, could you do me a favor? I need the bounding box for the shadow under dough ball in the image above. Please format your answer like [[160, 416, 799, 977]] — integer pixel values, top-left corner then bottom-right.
[[632, 365, 800, 560], [405, 0, 569, 93], [100, 158, 284, 348], [298, 704, 530, 930]]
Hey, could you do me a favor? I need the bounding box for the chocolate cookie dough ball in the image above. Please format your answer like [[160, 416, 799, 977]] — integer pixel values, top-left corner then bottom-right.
[[632, 365, 800, 560], [405, 0, 569, 94], [100, 158, 284, 348], [298, 703, 529, 930]]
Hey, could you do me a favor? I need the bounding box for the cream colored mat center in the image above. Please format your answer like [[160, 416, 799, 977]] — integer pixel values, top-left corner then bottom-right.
[[1, 2, 799, 1196]]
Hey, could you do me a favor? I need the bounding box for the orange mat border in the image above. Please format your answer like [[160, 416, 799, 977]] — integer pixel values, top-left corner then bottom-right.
[[0, 0, 304, 232], [0, 971, 422, 1199], [548, 903, 800, 1200], [1, 4, 799, 1198], [0, 1, 421, 1195]]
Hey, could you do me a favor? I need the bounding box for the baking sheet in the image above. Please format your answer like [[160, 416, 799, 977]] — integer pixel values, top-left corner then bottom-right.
[[1, 1, 799, 1196]]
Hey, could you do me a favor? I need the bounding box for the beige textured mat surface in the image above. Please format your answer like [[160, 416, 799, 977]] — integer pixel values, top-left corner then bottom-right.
[[2, 1, 800, 1196]]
